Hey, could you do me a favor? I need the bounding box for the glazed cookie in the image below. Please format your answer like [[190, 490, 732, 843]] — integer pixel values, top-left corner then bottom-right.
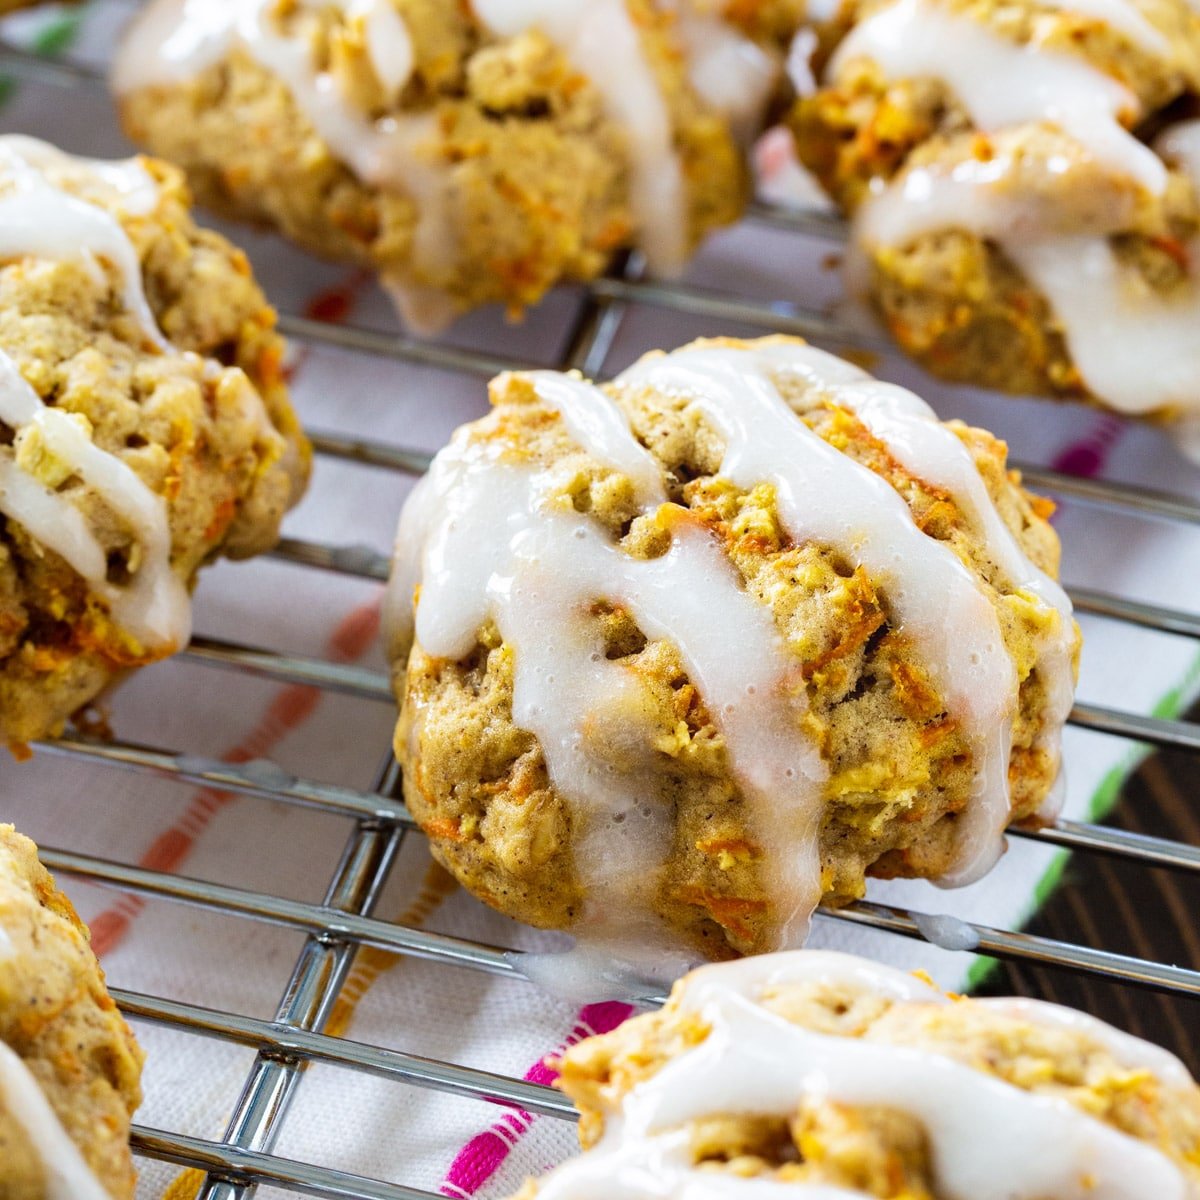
[[0, 824, 145, 1199], [515, 950, 1200, 1199], [386, 336, 1079, 963], [112, 0, 764, 331], [0, 136, 310, 749], [792, 0, 1200, 444]]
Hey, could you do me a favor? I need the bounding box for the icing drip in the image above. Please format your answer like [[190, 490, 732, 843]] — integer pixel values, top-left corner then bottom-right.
[[350, 0, 415, 101], [0, 138, 167, 349], [0, 352, 191, 650], [1159, 121, 1200, 183], [471, 0, 689, 273], [660, 1, 781, 144], [618, 342, 1030, 884], [0, 1042, 113, 1200], [1007, 233, 1200, 415], [787, 28, 821, 98], [391, 344, 1072, 951], [912, 910, 982, 951], [836, 0, 1200, 420], [525, 369, 666, 499], [532, 952, 1192, 1200]]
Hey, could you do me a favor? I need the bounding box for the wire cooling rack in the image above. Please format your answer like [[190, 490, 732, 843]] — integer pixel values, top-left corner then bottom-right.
[[2, 11, 1200, 1199]]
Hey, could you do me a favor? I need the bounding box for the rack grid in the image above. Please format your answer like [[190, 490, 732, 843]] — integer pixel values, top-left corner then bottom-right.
[[2, 15, 1200, 1200]]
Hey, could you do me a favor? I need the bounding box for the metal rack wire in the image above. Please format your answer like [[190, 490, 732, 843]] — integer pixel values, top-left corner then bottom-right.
[[2, 21, 1200, 1200]]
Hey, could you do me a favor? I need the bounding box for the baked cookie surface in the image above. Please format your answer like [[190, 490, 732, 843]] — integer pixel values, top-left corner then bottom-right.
[[792, 0, 1200, 437], [386, 336, 1079, 962], [514, 950, 1200, 1199], [0, 824, 144, 1199], [112, 0, 764, 331], [0, 135, 310, 750]]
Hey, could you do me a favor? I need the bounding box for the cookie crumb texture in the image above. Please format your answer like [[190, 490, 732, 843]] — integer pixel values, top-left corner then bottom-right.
[[388, 336, 1079, 960], [0, 138, 310, 748], [114, 0, 751, 330], [792, 0, 1200, 427], [0, 824, 144, 1199], [518, 952, 1200, 1199]]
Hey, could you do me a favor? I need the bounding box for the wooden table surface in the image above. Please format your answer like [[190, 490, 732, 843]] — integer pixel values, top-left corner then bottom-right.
[[980, 702, 1200, 1072]]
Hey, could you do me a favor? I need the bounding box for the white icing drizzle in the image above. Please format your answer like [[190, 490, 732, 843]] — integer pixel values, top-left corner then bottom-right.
[[1158, 120, 1200, 184], [471, 0, 689, 274], [0, 137, 167, 349], [787, 27, 821, 99], [112, 0, 417, 101], [532, 952, 1193, 1200], [391, 344, 1073, 950], [525, 369, 666, 500], [1008, 233, 1200, 415], [836, 0, 1200, 419], [0, 352, 191, 650], [0, 1042, 113, 1200], [618, 342, 1029, 884], [539, 1143, 872, 1200]]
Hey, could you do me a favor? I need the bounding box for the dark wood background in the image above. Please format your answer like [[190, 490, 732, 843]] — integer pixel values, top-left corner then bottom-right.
[[979, 704, 1200, 1072]]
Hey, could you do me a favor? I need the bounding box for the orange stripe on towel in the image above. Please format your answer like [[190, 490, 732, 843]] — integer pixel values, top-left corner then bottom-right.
[[156, 864, 455, 1200], [326, 860, 458, 1039], [160, 1168, 204, 1200], [91, 594, 383, 958]]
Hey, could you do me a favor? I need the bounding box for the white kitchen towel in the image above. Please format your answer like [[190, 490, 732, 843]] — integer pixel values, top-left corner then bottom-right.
[[1, 4, 1198, 1199]]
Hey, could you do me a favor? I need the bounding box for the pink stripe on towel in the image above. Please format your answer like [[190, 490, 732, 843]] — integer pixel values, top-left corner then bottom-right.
[[440, 1000, 633, 1199], [1051, 413, 1125, 478]]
